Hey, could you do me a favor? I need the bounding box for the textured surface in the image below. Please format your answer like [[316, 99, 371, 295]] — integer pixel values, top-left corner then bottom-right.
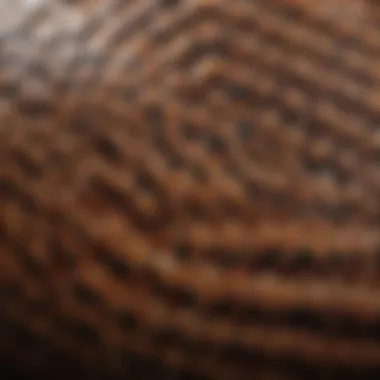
[[1, 0, 380, 379]]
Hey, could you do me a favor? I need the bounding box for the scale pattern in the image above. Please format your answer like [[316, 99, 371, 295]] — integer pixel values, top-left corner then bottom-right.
[[1, 0, 380, 379]]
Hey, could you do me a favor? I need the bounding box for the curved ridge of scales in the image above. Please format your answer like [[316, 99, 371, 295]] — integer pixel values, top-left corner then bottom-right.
[[0, 0, 380, 379]]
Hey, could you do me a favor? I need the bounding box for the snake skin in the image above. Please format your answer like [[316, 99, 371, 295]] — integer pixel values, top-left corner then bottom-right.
[[1, 0, 380, 379]]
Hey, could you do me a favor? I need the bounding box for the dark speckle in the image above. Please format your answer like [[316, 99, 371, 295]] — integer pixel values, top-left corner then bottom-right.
[[12, 326, 37, 348], [18, 99, 55, 118], [19, 193, 37, 214], [94, 245, 130, 278], [222, 343, 263, 366], [228, 83, 253, 101], [0, 82, 19, 98], [0, 179, 17, 198], [154, 326, 179, 346], [254, 249, 279, 270], [237, 121, 254, 140], [95, 136, 121, 163], [292, 250, 314, 271], [167, 153, 184, 169], [55, 317, 100, 346], [174, 243, 191, 260], [181, 123, 199, 140], [72, 282, 102, 306], [146, 106, 165, 147], [1, 283, 22, 301], [208, 298, 233, 318], [69, 321, 100, 346], [287, 307, 324, 331], [118, 310, 138, 331], [160, 0, 181, 6], [12, 151, 43, 179], [238, 306, 265, 324], [204, 134, 226, 154], [168, 287, 196, 308], [28, 63, 49, 79]]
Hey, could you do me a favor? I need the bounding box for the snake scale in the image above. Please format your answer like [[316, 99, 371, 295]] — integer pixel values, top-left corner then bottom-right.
[[1, 0, 380, 379]]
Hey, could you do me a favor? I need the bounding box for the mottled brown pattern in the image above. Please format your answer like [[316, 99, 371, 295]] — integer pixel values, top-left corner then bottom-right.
[[1, 0, 380, 379]]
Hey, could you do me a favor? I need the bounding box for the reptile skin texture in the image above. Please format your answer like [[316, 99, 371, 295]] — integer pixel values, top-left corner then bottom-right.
[[1, 0, 380, 379]]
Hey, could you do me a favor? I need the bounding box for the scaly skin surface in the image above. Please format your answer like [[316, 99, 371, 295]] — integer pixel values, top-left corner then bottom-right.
[[1, 0, 380, 379]]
